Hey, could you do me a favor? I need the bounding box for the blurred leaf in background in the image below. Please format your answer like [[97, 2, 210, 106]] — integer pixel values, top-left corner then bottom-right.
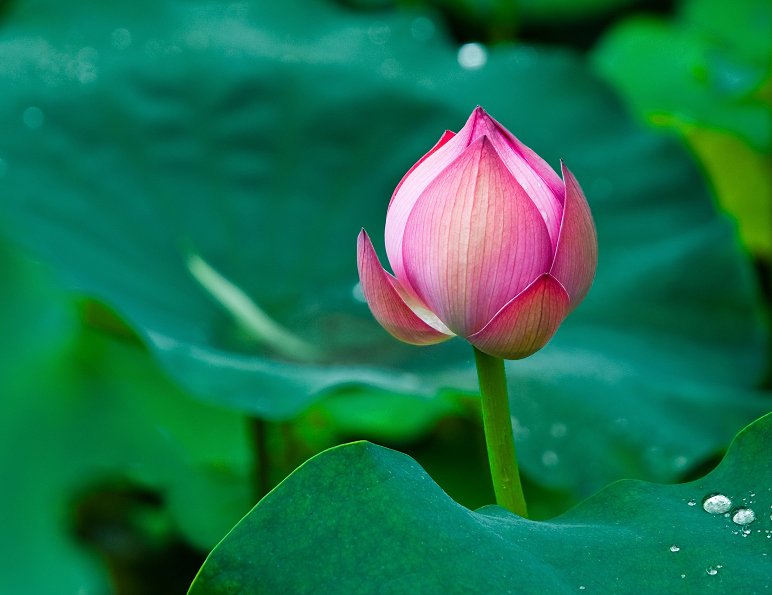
[[0, 240, 253, 594], [591, 0, 772, 259], [0, 0, 770, 592], [1, 0, 770, 498]]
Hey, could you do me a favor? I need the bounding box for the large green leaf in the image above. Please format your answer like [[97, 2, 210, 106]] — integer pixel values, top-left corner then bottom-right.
[[189, 411, 772, 594], [590, 0, 772, 150], [0, 242, 254, 595], [0, 0, 768, 501], [589, 0, 772, 258], [684, 125, 772, 258], [0, 325, 255, 595]]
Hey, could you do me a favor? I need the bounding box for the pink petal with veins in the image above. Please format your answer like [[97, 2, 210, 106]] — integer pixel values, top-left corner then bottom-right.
[[357, 230, 454, 345], [466, 107, 565, 247], [550, 162, 598, 313], [385, 112, 482, 296], [388, 130, 456, 210], [468, 274, 569, 359], [402, 136, 552, 337]]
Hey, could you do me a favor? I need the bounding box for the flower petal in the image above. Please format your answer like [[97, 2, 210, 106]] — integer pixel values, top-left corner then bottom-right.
[[388, 130, 455, 210], [550, 162, 598, 313], [402, 136, 552, 337], [467, 107, 565, 247], [357, 230, 454, 345], [467, 274, 569, 360], [385, 113, 482, 296]]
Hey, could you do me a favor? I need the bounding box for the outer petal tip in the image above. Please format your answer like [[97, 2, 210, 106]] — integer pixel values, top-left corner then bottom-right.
[[387, 129, 457, 211], [467, 274, 569, 360], [357, 230, 453, 346], [551, 163, 598, 313]]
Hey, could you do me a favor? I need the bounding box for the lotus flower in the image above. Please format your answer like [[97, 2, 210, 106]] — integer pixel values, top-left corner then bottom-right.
[[357, 107, 597, 360]]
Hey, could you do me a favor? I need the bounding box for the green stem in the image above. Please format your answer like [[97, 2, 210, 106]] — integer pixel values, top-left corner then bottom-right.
[[250, 418, 271, 502], [473, 346, 528, 518]]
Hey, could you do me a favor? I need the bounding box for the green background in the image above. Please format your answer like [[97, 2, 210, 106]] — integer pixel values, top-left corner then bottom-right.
[[0, 0, 769, 592]]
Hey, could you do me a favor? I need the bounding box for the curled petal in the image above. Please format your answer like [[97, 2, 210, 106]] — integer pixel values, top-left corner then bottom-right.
[[402, 136, 552, 337], [467, 107, 565, 247], [550, 163, 598, 313], [467, 274, 570, 360], [357, 230, 454, 345]]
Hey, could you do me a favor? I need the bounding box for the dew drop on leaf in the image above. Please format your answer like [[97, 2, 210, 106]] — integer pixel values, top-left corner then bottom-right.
[[687, 499, 697, 506], [670, 545, 680, 552], [731, 507, 756, 525], [703, 493, 732, 514], [706, 567, 719, 576], [549, 422, 567, 438]]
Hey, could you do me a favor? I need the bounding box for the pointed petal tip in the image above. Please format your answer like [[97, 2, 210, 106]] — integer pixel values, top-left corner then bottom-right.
[[357, 231, 453, 346], [387, 129, 458, 212]]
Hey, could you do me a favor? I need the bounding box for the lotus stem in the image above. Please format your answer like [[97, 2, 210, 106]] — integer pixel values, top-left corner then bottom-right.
[[473, 346, 528, 518]]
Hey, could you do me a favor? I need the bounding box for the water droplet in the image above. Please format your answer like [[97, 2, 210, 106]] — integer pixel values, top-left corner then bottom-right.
[[541, 450, 559, 467], [706, 567, 718, 576], [368, 22, 391, 45], [549, 422, 567, 438], [458, 43, 487, 71], [22, 106, 44, 129], [410, 17, 434, 41], [416, 77, 434, 91], [687, 499, 697, 506], [352, 282, 366, 303], [511, 417, 530, 441], [670, 545, 680, 552], [672, 455, 688, 470], [731, 507, 756, 525], [680, 574, 685, 578], [111, 28, 132, 49], [703, 493, 732, 514], [380, 58, 403, 79]]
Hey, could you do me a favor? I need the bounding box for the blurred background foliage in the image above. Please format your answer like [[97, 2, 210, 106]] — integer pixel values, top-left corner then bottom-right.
[[0, 0, 769, 593]]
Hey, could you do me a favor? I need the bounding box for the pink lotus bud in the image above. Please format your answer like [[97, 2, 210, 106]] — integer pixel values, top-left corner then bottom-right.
[[357, 107, 597, 360]]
